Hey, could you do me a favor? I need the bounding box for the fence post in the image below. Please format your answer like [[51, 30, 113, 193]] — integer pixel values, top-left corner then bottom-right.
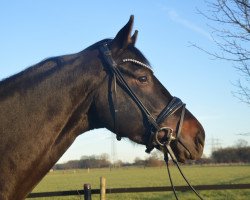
[[100, 177, 106, 200], [84, 184, 92, 200]]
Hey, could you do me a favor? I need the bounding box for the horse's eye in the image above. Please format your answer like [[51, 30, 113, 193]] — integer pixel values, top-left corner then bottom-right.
[[138, 76, 148, 83]]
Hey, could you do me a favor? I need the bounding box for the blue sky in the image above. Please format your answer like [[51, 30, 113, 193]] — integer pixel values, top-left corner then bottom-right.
[[1, 1, 249, 163]]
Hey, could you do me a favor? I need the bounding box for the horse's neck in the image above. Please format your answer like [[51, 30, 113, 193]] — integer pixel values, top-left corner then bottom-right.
[[0, 50, 103, 200], [0, 52, 94, 143]]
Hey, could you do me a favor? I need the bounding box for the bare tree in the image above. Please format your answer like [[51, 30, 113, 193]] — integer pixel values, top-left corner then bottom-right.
[[235, 138, 248, 147], [196, 0, 250, 105]]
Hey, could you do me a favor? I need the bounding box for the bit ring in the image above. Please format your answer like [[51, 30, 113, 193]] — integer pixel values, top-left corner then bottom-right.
[[155, 127, 175, 146]]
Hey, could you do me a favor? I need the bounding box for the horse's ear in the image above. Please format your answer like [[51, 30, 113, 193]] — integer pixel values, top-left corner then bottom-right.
[[131, 30, 138, 45], [111, 15, 137, 54]]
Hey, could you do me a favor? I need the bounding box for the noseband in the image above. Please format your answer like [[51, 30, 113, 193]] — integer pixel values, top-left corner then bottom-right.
[[99, 43, 203, 200]]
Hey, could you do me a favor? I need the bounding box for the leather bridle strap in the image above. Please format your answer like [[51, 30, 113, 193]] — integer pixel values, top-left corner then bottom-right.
[[157, 97, 185, 125], [163, 145, 204, 200]]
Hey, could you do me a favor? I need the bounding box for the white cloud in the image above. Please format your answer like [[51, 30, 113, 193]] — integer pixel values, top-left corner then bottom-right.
[[161, 6, 213, 41]]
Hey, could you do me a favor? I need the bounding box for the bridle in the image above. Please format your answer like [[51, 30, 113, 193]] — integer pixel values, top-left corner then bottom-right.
[[99, 43, 203, 200], [100, 43, 185, 149]]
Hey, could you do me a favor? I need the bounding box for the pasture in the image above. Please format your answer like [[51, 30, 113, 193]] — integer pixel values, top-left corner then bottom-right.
[[28, 165, 250, 200]]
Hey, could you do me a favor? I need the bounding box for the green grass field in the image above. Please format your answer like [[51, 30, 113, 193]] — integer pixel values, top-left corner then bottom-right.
[[27, 165, 250, 200]]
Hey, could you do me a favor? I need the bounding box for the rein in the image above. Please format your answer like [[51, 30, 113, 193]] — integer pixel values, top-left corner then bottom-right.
[[99, 43, 203, 200]]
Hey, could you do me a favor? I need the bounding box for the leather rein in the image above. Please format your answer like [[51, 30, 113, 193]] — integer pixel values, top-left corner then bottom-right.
[[99, 43, 203, 200]]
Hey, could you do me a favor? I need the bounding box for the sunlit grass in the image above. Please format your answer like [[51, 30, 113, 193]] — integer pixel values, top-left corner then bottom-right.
[[28, 165, 250, 200]]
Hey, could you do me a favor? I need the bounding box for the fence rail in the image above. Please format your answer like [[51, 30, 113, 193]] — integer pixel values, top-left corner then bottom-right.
[[27, 183, 250, 199]]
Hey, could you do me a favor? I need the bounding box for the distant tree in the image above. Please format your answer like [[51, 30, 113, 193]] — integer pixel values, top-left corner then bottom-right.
[[197, 0, 250, 105], [55, 154, 111, 170], [80, 155, 89, 160], [54, 160, 81, 170], [134, 157, 146, 166], [235, 139, 248, 147], [114, 160, 123, 168], [99, 153, 110, 161], [145, 151, 164, 167], [212, 145, 250, 163]]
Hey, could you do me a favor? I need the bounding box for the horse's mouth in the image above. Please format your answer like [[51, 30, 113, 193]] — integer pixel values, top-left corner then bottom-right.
[[173, 140, 204, 163], [151, 131, 204, 163]]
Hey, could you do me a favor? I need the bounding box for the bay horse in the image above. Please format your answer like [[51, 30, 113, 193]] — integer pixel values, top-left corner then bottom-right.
[[0, 16, 205, 200]]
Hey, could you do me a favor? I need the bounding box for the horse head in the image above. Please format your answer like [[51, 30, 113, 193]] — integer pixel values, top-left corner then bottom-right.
[[90, 16, 205, 162]]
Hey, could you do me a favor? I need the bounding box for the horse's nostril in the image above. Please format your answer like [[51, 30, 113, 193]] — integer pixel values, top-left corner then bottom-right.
[[196, 130, 205, 147], [195, 129, 205, 147]]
